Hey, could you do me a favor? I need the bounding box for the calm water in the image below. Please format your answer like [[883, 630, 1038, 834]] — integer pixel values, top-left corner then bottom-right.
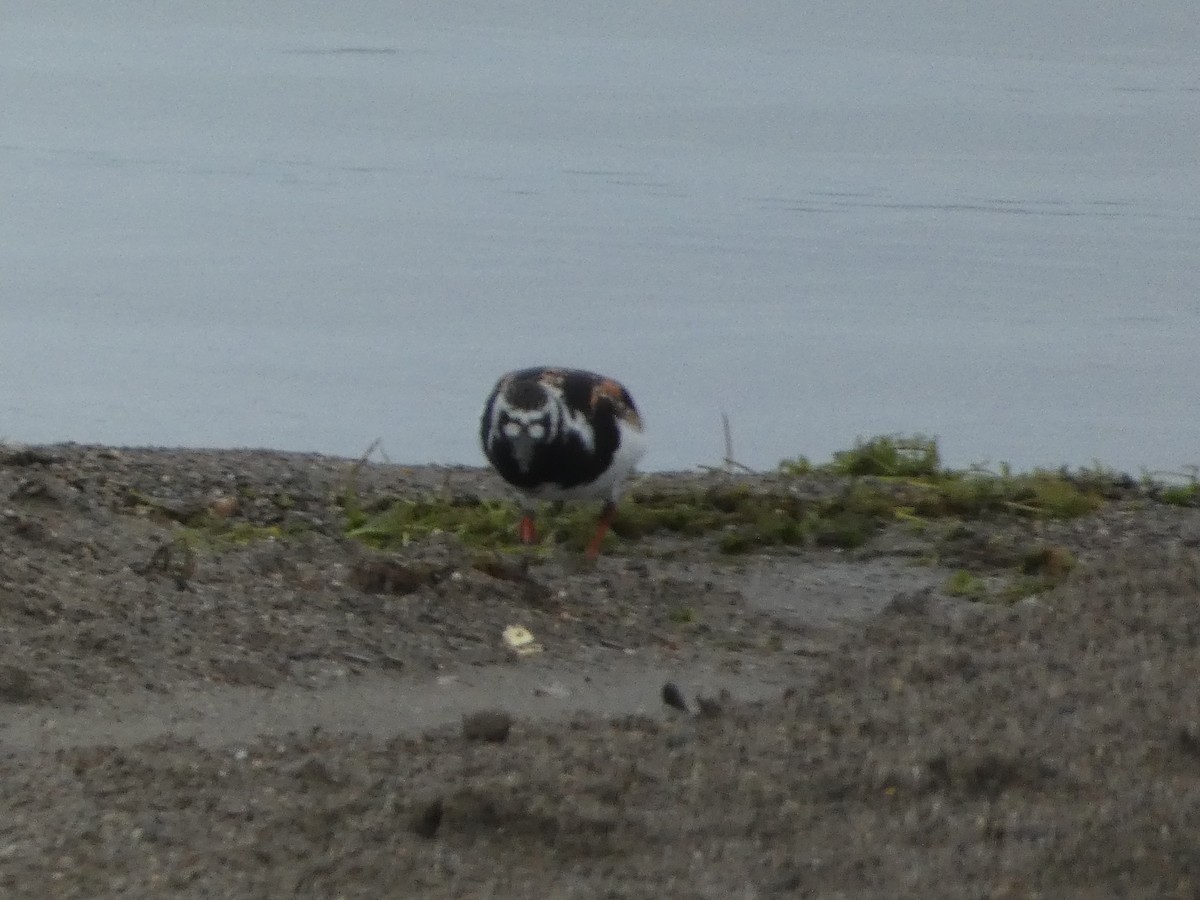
[[3, 1, 1198, 473]]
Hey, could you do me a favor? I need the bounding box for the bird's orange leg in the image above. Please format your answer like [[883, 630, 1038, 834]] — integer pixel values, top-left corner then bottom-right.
[[585, 501, 618, 560], [518, 512, 538, 545]]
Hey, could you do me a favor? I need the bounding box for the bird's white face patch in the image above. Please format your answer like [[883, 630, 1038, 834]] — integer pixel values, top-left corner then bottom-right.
[[503, 408, 553, 434], [496, 387, 594, 450], [489, 395, 550, 447], [488, 394, 562, 473]]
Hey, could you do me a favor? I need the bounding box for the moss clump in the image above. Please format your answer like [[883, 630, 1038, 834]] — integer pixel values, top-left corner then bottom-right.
[[176, 518, 291, 554], [944, 570, 987, 601], [1160, 483, 1200, 507], [1018, 475, 1104, 518], [812, 511, 875, 549], [954, 545, 1077, 605], [668, 605, 697, 625], [618, 486, 819, 554], [1021, 544, 1076, 579], [347, 499, 521, 550], [782, 439, 1112, 550], [777, 455, 814, 476], [717, 532, 755, 555], [778, 436, 1109, 522], [998, 575, 1056, 604], [882, 470, 1104, 520], [826, 434, 941, 478]]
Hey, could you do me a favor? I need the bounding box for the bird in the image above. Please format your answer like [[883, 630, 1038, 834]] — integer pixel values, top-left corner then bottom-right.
[[480, 366, 646, 558]]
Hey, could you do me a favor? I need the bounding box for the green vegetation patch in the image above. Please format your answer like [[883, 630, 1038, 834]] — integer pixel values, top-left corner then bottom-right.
[[618, 485, 824, 553], [347, 499, 523, 550], [945, 543, 1079, 605], [342, 487, 838, 555], [178, 516, 294, 552], [944, 570, 988, 601], [828, 434, 942, 478], [339, 435, 1149, 556], [1160, 482, 1200, 507]]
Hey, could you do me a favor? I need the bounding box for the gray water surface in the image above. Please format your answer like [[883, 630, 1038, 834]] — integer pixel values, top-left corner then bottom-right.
[[3, 1, 1198, 472]]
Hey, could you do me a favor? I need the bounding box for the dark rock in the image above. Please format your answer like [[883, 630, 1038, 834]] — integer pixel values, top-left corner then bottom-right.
[[0, 447, 57, 467], [0, 665, 45, 703], [410, 798, 444, 839], [350, 556, 429, 595], [661, 681, 689, 712], [461, 710, 513, 742]]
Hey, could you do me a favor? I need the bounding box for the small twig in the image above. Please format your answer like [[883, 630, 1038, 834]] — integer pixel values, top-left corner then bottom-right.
[[355, 438, 383, 472], [717, 412, 757, 475], [339, 438, 384, 519], [346, 438, 383, 486], [1001, 500, 1042, 515]]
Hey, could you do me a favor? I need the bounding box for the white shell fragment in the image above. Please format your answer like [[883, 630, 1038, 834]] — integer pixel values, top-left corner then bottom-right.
[[502, 625, 543, 656]]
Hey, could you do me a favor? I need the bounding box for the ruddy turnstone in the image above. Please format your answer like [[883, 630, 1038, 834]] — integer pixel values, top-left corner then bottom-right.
[[480, 366, 646, 558]]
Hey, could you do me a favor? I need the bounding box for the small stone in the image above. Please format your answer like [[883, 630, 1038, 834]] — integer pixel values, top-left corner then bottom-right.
[[208, 496, 239, 518], [411, 798, 444, 839], [661, 682, 688, 712], [290, 758, 338, 784], [0, 447, 56, 467], [696, 694, 724, 719], [461, 710, 513, 742], [215, 658, 281, 689], [0, 665, 44, 704], [349, 556, 427, 595]]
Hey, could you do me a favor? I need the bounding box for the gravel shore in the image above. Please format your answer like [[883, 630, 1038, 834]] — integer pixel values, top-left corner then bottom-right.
[[2, 443, 1198, 898]]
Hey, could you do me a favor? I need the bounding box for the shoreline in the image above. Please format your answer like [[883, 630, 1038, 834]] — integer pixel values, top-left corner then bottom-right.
[[7, 437, 1197, 485]]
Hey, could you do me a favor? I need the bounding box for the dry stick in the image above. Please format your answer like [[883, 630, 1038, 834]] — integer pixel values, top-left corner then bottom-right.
[[341, 438, 384, 511], [721, 412, 758, 474], [351, 438, 383, 480], [699, 413, 757, 475]]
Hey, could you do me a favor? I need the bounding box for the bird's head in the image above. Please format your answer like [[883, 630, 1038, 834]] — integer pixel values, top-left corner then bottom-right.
[[493, 380, 559, 473]]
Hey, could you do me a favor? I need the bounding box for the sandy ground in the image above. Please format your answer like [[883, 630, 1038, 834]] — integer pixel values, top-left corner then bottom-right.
[[2, 444, 1199, 898]]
